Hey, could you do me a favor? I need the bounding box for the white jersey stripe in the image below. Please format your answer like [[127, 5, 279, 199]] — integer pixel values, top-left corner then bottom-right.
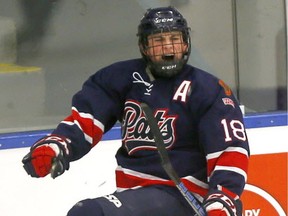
[[60, 119, 94, 145], [209, 165, 247, 182], [116, 166, 169, 181], [72, 106, 105, 131], [206, 146, 249, 160]]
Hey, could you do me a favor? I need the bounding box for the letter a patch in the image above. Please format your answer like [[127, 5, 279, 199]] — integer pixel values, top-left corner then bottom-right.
[[173, 80, 192, 103]]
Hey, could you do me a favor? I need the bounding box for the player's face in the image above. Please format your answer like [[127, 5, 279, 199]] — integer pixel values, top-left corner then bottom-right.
[[145, 31, 188, 63]]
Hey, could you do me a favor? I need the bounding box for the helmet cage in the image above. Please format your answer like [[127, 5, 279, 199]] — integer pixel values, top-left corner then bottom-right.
[[138, 7, 191, 78]]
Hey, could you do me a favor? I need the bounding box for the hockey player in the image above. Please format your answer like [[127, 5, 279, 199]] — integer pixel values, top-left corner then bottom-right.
[[22, 6, 249, 216]]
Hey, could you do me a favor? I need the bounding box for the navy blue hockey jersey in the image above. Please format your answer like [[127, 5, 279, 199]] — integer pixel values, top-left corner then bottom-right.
[[53, 58, 249, 200]]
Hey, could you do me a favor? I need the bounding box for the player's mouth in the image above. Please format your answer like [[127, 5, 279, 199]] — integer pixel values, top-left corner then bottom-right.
[[162, 54, 175, 61]]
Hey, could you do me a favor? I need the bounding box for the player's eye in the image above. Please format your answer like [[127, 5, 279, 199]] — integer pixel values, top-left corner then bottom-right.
[[152, 37, 163, 42], [171, 36, 181, 41]]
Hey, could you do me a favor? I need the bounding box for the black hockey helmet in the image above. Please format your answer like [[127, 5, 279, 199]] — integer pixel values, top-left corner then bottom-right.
[[137, 6, 191, 78]]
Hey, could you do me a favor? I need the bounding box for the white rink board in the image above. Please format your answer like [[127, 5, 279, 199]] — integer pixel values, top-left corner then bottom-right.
[[246, 125, 288, 155], [0, 126, 287, 216], [0, 140, 121, 216]]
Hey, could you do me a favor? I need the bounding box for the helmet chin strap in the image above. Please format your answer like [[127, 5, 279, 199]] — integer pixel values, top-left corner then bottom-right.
[[145, 67, 155, 81]]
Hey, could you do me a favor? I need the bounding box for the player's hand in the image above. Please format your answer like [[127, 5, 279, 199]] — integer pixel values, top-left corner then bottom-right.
[[205, 201, 232, 215], [203, 192, 240, 216], [22, 135, 70, 178]]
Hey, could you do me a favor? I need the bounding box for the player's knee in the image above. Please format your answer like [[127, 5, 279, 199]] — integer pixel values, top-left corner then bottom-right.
[[67, 199, 104, 216]]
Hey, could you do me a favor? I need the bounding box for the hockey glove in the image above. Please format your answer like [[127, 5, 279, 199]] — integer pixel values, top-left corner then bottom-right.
[[203, 191, 242, 216], [22, 135, 70, 178]]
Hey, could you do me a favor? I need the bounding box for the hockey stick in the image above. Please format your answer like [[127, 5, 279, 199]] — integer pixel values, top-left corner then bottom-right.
[[140, 103, 206, 216]]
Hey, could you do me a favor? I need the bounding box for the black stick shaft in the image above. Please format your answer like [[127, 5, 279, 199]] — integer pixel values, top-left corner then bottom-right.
[[140, 103, 206, 216]]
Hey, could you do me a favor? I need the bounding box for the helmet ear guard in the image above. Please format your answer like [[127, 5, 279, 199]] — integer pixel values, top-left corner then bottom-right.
[[137, 6, 191, 78]]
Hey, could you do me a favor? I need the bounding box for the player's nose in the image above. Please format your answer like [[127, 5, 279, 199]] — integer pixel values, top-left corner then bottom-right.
[[162, 42, 174, 53]]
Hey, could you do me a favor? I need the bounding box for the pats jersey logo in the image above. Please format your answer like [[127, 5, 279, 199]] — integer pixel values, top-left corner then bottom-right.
[[122, 101, 177, 155]]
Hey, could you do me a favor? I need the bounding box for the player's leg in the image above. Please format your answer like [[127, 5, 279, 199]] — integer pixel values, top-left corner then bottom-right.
[[67, 198, 105, 216], [67, 185, 196, 216]]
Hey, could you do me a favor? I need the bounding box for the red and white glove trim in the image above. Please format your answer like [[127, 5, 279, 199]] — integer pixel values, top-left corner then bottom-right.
[[35, 135, 71, 155], [204, 193, 238, 216], [203, 186, 242, 216]]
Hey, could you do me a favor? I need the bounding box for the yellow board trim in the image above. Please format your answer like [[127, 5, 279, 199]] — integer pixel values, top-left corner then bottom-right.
[[0, 63, 42, 73]]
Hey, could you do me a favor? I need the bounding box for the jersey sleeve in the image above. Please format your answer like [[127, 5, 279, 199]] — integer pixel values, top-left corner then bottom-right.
[[198, 79, 250, 197], [52, 68, 125, 161]]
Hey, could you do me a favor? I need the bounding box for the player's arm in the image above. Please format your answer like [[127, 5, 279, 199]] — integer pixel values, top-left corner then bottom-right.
[[22, 70, 122, 178], [22, 106, 106, 178], [198, 80, 249, 216]]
